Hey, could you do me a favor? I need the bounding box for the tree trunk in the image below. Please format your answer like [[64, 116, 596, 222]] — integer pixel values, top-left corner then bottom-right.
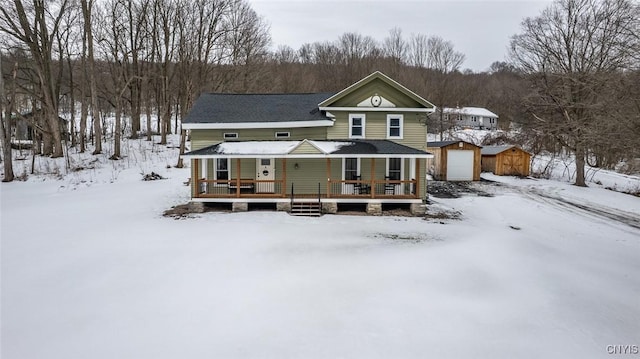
[[79, 41, 87, 152], [176, 128, 186, 168], [0, 55, 15, 182], [81, 0, 101, 155], [111, 96, 122, 159], [146, 96, 152, 141], [574, 145, 587, 187]]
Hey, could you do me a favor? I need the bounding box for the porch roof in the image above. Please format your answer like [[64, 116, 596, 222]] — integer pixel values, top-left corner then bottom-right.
[[183, 139, 433, 158]]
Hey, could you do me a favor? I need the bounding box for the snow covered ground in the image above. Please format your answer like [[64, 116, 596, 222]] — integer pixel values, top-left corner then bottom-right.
[[1, 136, 639, 359]]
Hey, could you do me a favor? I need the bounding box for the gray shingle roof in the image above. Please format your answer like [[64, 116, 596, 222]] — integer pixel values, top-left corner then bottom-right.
[[333, 140, 430, 155], [427, 140, 480, 148], [182, 92, 336, 124], [427, 140, 460, 148], [481, 145, 516, 155]]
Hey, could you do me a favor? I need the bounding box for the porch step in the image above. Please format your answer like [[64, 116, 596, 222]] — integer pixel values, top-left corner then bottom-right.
[[290, 202, 322, 217]]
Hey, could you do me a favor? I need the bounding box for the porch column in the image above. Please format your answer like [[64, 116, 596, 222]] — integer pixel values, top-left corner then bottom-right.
[[282, 158, 287, 197], [415, 158, 421, 199], [370, 158, 376, 199], [236, 158, 241, 198], [326, 158, 331, 197], [193, 159, 200, 198]]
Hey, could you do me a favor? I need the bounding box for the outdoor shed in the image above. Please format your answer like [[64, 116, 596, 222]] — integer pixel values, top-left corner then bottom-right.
[[481, 145, 531, 176], [426, 140, 482, 181]]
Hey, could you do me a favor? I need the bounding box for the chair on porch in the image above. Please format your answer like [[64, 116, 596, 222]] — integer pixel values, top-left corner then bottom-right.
[[353, 176, 362, 194], [353, 176, 371, 195], [384, 176, 395, 195]]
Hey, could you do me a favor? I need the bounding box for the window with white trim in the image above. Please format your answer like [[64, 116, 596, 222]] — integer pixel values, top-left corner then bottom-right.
[[215, 158, 229, 180], [275, 131, 290, 138], [387, 114, 403, 139], [387, 158, 402, 180], [223, 132, 238, 140], [349, 114, 365, 138], [343, 158, 360, 180]]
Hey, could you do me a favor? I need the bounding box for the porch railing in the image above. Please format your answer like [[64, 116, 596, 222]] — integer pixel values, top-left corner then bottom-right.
[[194, 178, 418, 199], [328, 179, 418, 198], [195, 179, 285, 198]]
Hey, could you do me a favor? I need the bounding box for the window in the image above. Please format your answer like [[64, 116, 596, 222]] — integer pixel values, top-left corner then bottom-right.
[[387, 114, 403, 139], [343, 158, 359, 180], [387, 158, 402, 180], [275, 131, 290, 138], [216, 158, 229, 180], [223, 132, 238, 140], [349, 114, 365, 138], [471, 116, 477, 122]]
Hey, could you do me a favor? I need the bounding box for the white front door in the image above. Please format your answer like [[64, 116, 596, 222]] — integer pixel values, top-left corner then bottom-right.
[[256, 158, 275, 193]]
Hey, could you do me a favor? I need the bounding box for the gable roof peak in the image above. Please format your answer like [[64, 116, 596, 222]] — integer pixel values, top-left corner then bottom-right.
[[318, 71, 435, 110]]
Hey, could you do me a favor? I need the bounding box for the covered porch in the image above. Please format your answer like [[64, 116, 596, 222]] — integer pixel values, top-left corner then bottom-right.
[[192, 157, 424, 199], [183, 140, 433, 202]]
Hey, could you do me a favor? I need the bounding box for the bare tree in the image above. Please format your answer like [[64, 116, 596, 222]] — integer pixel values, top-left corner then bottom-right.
[[383, 27, 407, 76], [425, 36, 466, 139], [223, 0, 271, 92], [337, 32, 379, 84], [408, 33, 429, 68], [0, 0, 70, 157], [510, 0, 640, 186], [0, 53, 16, 181], [80, 0, 102, 154]]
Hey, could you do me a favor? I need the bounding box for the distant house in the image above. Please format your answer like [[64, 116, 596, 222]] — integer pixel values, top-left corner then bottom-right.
[[481, 145, 531, 177], [443, 107, 498, 130], [426, 140, 482, 181], [181, 71, 436, 215], [11, 110, 69, 142]]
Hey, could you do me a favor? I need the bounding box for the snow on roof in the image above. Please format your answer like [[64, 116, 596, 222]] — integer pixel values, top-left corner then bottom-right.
[[200, 140, 353, 156], [184, 139, 432, 157], [217, 141, 300, 155], [443, 107, 498, 118]]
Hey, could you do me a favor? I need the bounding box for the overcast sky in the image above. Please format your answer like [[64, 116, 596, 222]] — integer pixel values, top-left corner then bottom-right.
[[248, 0, 553, 72]]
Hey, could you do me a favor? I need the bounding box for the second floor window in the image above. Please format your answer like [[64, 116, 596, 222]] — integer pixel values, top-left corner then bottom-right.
[[349, 114, 365, 138], [387, 115, 403, 139]]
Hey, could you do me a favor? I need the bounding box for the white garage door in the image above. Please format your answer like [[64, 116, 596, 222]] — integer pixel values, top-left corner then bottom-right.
[[446, 150, 474, 181]]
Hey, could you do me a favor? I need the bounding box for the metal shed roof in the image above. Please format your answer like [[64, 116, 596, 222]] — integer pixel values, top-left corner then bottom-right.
[[481, 145, 519, 155], [427, 140, 481, 148]]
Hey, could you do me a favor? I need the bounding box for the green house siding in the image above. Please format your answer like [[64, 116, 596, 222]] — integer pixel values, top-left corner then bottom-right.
[[327, 111, 427, 149], [191, 127, 327, 150], [330, 78, 425, 108], [285, 158, 327, 194], [290, 141, 324, 155]]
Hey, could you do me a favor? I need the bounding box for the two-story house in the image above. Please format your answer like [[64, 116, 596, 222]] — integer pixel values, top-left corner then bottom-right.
[[181, 71, 436, 215], [443, 107, 499, 130]]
